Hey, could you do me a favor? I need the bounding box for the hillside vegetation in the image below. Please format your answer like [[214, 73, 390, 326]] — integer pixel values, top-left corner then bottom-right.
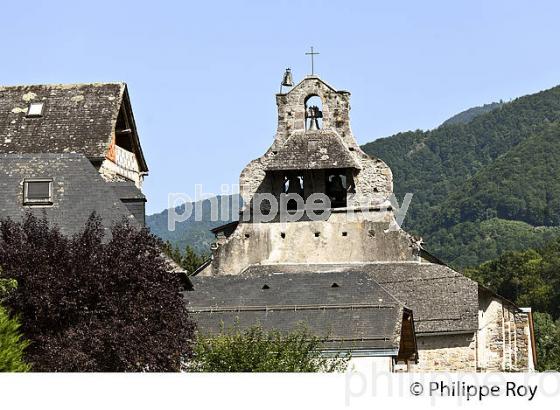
[[362, 85, 560, 267]]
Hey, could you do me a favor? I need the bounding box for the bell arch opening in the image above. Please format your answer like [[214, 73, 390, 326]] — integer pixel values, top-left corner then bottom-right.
[[304, 95, 323, 131], [284, 172, 304, 210]]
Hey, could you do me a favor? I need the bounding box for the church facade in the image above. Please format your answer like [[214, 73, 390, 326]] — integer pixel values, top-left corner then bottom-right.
[[187, 74, 536, 372]]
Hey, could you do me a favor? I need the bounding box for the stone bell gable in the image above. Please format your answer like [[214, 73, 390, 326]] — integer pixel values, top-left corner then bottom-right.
[[203, 75, 422, 277], [239, 76, 393, 211]]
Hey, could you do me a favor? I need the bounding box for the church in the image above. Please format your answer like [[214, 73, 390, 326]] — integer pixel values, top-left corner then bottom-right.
[[186, 70, 537, 372]]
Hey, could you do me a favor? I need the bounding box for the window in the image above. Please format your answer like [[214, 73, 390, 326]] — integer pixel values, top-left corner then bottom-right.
[[24, 179, 53, 205], [26, 102, 44, 117]]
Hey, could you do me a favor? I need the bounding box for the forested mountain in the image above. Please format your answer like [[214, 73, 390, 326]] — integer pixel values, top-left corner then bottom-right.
[[148, 84, 560, 269], [147, 195, 239, 253], [362, 84, 560, 267], [441, 101, 503, 126]]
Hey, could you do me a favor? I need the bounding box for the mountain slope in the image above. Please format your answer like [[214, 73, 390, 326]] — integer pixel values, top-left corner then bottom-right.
[[435, 122, 560, 229], [362, 85, 560, 267], [441, 102, 504, 126], [362, 86, 560, 230], [147, 195, 240, 253]]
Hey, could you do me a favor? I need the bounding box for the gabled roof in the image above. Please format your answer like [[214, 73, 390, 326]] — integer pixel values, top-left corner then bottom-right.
[[282, 75, 340, 96], [240, 263, 479, 335], [107, 181, 146, 201], [186, 271, 413, 352], [0, 82, 147, 172], [265, 131, 361, 171]]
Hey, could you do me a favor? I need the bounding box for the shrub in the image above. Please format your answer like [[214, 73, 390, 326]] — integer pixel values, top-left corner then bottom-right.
[[189, 325, 349, 372], [0, 213, 194, 372]]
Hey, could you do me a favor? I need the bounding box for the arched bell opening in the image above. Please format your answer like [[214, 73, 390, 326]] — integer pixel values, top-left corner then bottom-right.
[[283, 172, 304, 210], [304, 95, 323, 131], [325, 169, 355, 208]]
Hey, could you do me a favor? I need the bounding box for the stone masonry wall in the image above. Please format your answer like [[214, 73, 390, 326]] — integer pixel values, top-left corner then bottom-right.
[[410, 334, 477, 372], [238, 76, 393, 210], [477, 293, 533, 371], [209, 214, 420, 275]]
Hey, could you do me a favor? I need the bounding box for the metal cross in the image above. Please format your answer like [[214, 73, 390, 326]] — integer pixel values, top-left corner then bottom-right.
[[305, 46, 319, 75]]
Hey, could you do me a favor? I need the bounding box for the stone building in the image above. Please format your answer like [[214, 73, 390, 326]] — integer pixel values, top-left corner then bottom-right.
[[0, 83, 148, 233], [187, 74, 536, 372]]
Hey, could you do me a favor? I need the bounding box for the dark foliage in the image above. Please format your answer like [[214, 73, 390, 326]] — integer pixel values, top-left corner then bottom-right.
[[465, 238, 560, 319], [0, 213, 194, 372]]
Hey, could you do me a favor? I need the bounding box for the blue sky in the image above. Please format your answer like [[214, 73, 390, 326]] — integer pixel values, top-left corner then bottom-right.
[[1, 0, 560, 213]]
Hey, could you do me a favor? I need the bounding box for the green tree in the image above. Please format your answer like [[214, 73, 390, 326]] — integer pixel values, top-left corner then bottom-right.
[[533, 312, 560, 371], [189, 325, 349, 372], [182, 245, 206, 274], [162, 243, 206, 274], [0, 276, 30, 372], [162, 240, 183, 266], [0, 305, 30, 372], [465, 238, 560, 318]]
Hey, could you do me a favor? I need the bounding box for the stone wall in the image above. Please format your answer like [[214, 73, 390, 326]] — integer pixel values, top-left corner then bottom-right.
[[238, 76, 393, 212], [99, 154, 143, 188], [477, 292, 534, 371], [410, 334, 477, 372], [208, 213, 420, 275]]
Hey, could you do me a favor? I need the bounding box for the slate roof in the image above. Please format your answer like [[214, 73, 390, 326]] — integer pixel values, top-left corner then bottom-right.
[[186, 271, 408, 351], [240, 263, 479, 335], [107, 181, 146, 201], [0, 153, 139, 236], [265, 131, 361, 171], [0, 83, 147, 171]]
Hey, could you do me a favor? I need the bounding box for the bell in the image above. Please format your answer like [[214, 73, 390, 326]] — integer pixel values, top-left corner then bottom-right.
[[308, 117, 319, 131], [281, 68, 293, 87]]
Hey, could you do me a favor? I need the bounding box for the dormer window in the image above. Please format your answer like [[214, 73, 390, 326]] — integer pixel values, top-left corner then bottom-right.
[[23, 178, 53, 205], [26, 102, 44, 117]]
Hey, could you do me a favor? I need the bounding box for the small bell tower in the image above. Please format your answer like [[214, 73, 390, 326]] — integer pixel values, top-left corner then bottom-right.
[[203, 61, 421, 276]]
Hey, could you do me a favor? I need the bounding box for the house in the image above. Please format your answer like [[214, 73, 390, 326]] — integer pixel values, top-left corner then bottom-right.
[[0, 83, 148, 234]]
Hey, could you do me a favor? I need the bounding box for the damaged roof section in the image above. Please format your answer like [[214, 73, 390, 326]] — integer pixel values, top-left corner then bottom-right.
[[0, 83, 147, 172], [186, 271, 417, 357]]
